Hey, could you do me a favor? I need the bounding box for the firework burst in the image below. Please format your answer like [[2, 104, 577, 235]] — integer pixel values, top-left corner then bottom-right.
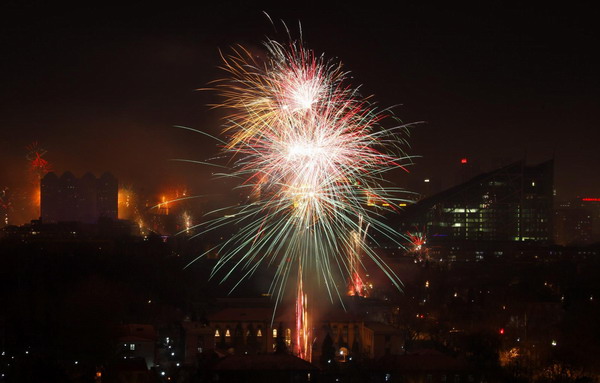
[[26, 142, 51, 180], [188, 35, 413, 332]]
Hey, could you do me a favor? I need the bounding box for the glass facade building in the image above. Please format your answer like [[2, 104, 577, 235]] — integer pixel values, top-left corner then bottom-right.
[[401, 160, 553, 244]]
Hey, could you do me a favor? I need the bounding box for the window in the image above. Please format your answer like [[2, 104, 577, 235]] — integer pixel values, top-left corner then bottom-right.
[[129, 344, 136, 351], [257, 328, 263, 337], [272, 328, 278, 338], [215, 329, 220, 337], [285, 328, 292, 346]]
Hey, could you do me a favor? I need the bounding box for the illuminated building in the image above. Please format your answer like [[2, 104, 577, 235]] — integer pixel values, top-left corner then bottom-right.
[[203, 297, 402, 361], [400, 160, 554, 248], [115, 324, 157, 369], [41, 172, 118, 223]]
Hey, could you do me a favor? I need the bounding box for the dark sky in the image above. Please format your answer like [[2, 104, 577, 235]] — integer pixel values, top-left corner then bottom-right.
[[1, 2, 599, 206]]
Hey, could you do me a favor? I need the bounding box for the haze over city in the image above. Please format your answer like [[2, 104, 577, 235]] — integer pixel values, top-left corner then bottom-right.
[[1, 2, 599, 383]]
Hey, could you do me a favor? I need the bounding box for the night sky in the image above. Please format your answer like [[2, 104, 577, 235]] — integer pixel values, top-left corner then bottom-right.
[[2, 2, 599, 216]]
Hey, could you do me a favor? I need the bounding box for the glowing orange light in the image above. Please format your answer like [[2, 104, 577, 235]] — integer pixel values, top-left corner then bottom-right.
[[32, 187, 41, 208]]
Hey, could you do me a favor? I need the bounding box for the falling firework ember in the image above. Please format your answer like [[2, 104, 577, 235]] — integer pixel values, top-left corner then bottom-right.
[[347, 215, 370, 297], [181, 211, 193, 234], [187, 33, 413, 358], [0, 187, 11, 226]]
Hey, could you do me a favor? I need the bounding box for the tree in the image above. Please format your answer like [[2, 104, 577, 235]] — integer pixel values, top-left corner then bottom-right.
[[320, 333, 336, 365]]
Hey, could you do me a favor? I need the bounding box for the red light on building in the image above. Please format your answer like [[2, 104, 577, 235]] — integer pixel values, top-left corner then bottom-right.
[[499, 328, 505, 335], [460, 158, 468, 164], [582, 198, 600, 202]]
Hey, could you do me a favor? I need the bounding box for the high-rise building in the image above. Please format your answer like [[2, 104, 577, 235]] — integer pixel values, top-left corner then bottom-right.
[[399, 159, 554, 244], [41, 172, 118, 223]]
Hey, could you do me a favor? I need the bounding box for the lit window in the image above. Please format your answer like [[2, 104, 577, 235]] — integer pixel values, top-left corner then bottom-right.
[[215, 329, 220, 337], [257, 329, 262, 337], [225, 329, 231, 338], [285, 328, 292, 346], [272, 328, 278, 338], [129, 344, 136, 351]]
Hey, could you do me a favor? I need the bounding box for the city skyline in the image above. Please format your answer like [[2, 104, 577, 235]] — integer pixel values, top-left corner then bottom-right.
[[1, 3, 599, 206]]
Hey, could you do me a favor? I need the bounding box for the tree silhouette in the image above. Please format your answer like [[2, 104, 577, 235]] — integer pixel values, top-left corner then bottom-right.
[[274, 322, 288, 354], [321, 333, 336, 365]]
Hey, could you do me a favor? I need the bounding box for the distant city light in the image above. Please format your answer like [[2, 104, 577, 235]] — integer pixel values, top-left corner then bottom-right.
[[461, 158, 468, 164], [582, 198, 600, 202]]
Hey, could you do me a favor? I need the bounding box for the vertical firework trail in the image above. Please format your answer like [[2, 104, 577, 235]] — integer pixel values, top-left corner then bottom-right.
[[186, 32, 414, 359], [296, 264, 311, 360], [347, 215, 370, 297]]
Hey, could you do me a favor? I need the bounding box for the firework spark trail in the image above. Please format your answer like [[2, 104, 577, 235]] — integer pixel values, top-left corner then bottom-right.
[[347, 215, 370, 297], [296, 264, 311, 361], [190, 36, 413, 320]]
